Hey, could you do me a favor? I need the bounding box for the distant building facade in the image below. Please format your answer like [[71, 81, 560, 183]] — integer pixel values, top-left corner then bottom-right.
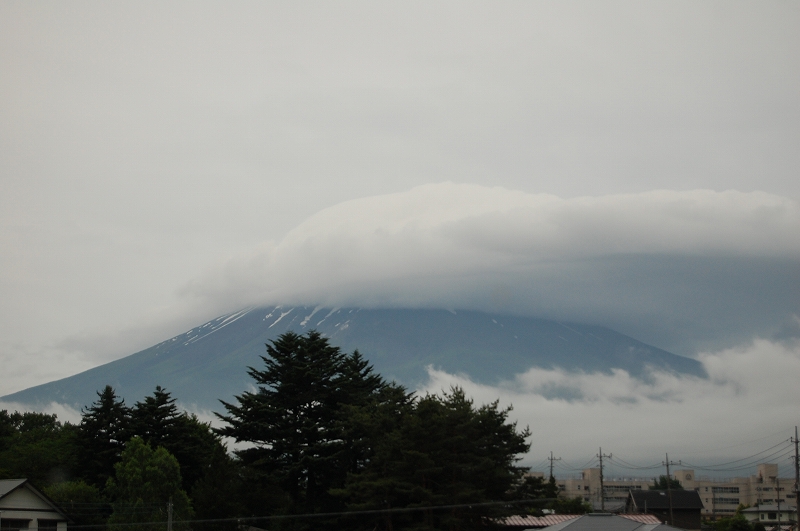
[[674, 464, 797, 519], [549, 463, 797, 521]]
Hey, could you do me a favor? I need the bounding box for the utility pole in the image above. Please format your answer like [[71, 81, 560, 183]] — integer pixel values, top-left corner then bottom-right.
[[792, 426, 799, 528], [167, 497, 173, 531], [663, 453, 681, 526], [712, 487, 716, 522], [548, 451, 562, 480], [598, 447, 612, 512]]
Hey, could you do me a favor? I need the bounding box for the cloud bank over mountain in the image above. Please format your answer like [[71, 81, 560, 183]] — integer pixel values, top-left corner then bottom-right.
[[182, 183, 800, 355], [422, 335, 800, 466], [6, 334, 796, 465]]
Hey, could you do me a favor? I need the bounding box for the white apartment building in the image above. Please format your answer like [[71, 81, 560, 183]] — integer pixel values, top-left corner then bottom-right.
[[552, 463, 797, 519]]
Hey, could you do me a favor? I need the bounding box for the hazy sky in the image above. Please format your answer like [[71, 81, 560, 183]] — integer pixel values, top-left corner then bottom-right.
[[1, 2, 799, 459]]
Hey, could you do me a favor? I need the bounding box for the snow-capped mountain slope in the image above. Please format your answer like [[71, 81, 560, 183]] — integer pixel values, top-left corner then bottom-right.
[[2, 307, 705, 412]]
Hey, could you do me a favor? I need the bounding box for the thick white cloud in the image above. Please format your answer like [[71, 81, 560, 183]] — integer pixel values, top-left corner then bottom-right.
[[419, 337, 800, 468], [2, 2, 799, 397], [183, 184, 800, 353]]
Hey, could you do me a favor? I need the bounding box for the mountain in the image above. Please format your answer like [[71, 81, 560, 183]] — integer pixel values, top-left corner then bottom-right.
[[2, 306, 705, 412]]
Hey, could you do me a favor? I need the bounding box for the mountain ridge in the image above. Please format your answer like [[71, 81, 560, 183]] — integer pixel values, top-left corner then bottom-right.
[[2, 306, 705, 412]]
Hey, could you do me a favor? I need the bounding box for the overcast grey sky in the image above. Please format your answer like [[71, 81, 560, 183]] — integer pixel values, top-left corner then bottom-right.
[[1, 2, 799, 450]]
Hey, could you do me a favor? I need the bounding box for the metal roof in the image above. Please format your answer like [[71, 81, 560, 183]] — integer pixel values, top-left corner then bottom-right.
[[500, 513, 663, 529], [545, 514, 652, 531], [618, 515, 663, 524], [528, 514, 680, 531], [741, 505, 797, 512], [501, 514, 582, 527]]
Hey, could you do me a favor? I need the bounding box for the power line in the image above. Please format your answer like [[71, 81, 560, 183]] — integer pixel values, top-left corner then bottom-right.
[[682, 446, 794, 472], [608, 455, 663, 470], [58, 498, 561, 529], [681, 440, 791, 468]]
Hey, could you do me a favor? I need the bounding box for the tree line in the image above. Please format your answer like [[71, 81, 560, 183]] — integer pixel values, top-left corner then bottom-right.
[[1, 331, 569, 531]]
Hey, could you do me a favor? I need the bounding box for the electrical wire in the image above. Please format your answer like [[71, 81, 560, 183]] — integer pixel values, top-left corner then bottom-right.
[[607, 455, 662, 471], [53, 498, 561, 529], [682, 445, 794, 472], [680, 440, 791, 468]]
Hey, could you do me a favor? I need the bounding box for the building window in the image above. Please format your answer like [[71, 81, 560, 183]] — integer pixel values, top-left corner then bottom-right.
[[0, 520, 31, 531], [38, 521, 59, 531], [768, 513, 777, 520]]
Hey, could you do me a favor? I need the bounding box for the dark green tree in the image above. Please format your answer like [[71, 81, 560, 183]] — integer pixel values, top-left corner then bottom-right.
[[217, 331, 392, 524], [712, 513, 753, 531], [78, 386, 131, 488], [549, 496, 592, 515], [106, 437, 193, 531], [131, 386, 181, 449], [0, 410, 79, 485], [338, 388, 531, 531], [649, 475, 684, 490], [189, 444, 276, 531], [131, 386, 223, 490], [545, 475, 559, 499], [43, 480, 109, 527], [508, 475, 557, 515]]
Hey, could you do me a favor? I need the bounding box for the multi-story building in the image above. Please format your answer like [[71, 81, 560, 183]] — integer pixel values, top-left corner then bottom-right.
[[555, 467, 648, 510], [675, 464, 797, 520], [550, 463, 797, 519]]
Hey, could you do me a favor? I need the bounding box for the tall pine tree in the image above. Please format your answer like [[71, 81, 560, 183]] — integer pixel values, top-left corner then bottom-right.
[[217, 331, 390, 522], [131, 386, 225, 491], [79, 386, 131, 488]]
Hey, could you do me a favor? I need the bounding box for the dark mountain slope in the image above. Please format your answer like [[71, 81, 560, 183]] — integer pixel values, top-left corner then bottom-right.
[[2, 307, 705, 412]]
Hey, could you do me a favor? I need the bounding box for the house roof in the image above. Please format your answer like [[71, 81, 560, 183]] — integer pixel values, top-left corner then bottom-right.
[[500, 513, 662, 529], [541, 514, 683, 531], [629, 490, 704, 510], [0, 478, 70, 522], [0, 479, 28, 499], [502, 514, 581, 528], [620, 515, 663, 524], [592, 501, 627, 513], [742, 505, 798, 513]]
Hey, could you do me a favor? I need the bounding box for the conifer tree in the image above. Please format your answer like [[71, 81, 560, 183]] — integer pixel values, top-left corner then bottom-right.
[[79, 386, 131, 488], [338, 388, 530, 531], [131, 386, 182, 448], [132, 386, 225, 491], [217, 331, 390, 521]]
